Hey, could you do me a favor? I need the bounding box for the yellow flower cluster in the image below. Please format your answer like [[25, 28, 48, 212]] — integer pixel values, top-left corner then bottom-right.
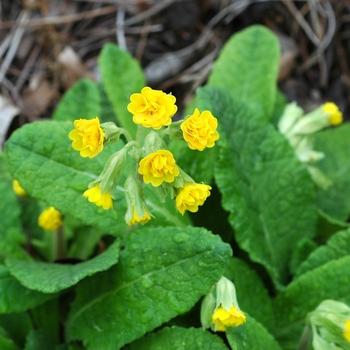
[[69, 117, 104, 158], [323, 102, 343, 126], [176, 184, 212, 215], [38, 206, 63, 231], [181, 108, 219, 151], [83, 185, 113, 210], [212, 306, 246, 331], [127, 87, 177, 129], [138, 150, 179, 187], [68, 86, 219, 225], [127, 208, 151, 226], [13, 179, 27, 196], [344, 319, 350, 342]]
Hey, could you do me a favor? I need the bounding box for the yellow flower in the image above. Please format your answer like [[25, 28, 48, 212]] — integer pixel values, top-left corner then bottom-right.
[[127, 207, 151, 226], [12, 180, 27, 196], [181, 108, 219, 151], [83, 185, 113, 210], [323, 102, 343, 126], [38, 206, 62, 231], [175, 183, 211, 215], [212, 306, 246, 332], [344, 319, 350, 342], [69, 117, 104, 158], [127, 87, 177, 129], [138, 150, 179, 187]]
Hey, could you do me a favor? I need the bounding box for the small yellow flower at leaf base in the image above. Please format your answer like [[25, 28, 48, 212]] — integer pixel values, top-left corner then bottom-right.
[[344, 319, 350, 342], [181, 108, 219, 151], [12, 180, 27, 196], [69, 117, 104, 158], [127, 208, 151, 226], [127, 87, 177, 129], [176, 183, 211, 215], [83, 185, 113, 210], [212, 306, 246, 332], [38, 206, 62, 231], [138, 150, 179, 187], [323, 102, 343, 126]]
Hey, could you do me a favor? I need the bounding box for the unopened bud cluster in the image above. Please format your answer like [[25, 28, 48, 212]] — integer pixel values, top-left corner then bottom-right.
[[69, 86, 220, 226], [278, 102, 343, 189]]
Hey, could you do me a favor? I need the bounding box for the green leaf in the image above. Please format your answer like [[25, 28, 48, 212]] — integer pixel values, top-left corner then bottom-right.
[[227, 315, 282, 350], [274, 256, 350, 348], [5, 121, 188, 233], [197, 86, 317, 286], [127, 326, 229, 350], [99, 44, 145, 138], [52, 79, 100, 122], [5, 121, 124, 234], [225, 258, 275, 332], [270, 90, 287, 126], [0, 265, 55, 313], [315, 123, 350, 222], [6, 239, 120, 293], [0, 313, 33, 348], [208, 25, 280, 119], [0, 329, 18, 350], [67, 226, 232, 349], [24, 330, 57, 350], [295, 228, 350, 277], [0, 153, 22, 235], [169, 140, 217, 184], [97, 82, 117, 123]]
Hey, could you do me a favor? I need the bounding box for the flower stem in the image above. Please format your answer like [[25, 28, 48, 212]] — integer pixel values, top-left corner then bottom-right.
[[51, 226, 64, 261], [297, 325, 312, 350]]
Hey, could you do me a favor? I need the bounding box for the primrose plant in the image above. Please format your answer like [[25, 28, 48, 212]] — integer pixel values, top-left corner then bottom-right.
[[2, 24, 350, 350], [68, 86, 219, 225]]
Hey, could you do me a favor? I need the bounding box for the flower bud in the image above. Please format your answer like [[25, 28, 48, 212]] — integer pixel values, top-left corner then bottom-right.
[[13, 179, 27, 196], [290, 103, 343, 135], [201, 276, 246, 332], [38, 206, 62, 231], [100, 122, 124, 145], [307, 300, 350, 350], [124, 175, 152, 226], [91, 147, 127, 194]]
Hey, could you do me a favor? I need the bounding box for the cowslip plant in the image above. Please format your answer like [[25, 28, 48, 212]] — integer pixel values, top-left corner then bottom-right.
[[68, 85, 218, 226], [0, 24, 350, 350]]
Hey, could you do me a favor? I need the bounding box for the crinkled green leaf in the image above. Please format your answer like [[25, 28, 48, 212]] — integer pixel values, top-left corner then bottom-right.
[[53, 79, 100, 122], [227, 315, 282, 350], [295, 228, 350, 277], [225, 258, 275, 332], [0, 329, 18, 350], [5, 121, 123, 234], [97, 82, 117, 123], [0, 313, 33, 348], [0, 153, 22, 235], [169, 140, 217, 185], [99, 44, 145, 138], [270, 90, 287, 126], [127, 326, 229, 350], [24, 330, 57, 350], [66, 226, 231, 349], [0, 265, 55, 313], [197, 86, 317, 286], [32, 299, 59, 344], [315, 123, 350, 222], [289, 237, 317, 275], [274, 256, 350, 348], [5, 121, 187, 235], [316, 209, 349, 243], [6, 239, 120, 293], [208, 25, 280, 119]]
